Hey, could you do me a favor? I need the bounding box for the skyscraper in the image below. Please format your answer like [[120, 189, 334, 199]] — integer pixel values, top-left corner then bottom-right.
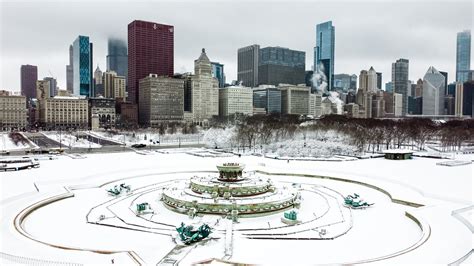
[[456, 30, 471, 83], [211, 62, 225, 88], [392, 59, 409, 115], [20, 65, 38, 101], [184, 49, 219, 124], [128, 20, 174, 105], [237, 44, 260, 87], [94, 66, 103, 97], [66, 45, 73, 93], [72, 35, 93, 97], [314, 21, 335, 91], [258, 46, 305, 86], [107, 38, 128, 80], [422, 66, 445, 116], [43, 77, 57, 97], [367, 67, 378, 92]]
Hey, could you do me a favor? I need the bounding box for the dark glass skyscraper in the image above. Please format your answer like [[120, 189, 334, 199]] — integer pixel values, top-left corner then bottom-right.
[[107, 38, 128, 81], [66, 45, 73, 93], [258, 47, 305, 86], [72, 35, 93, 97], [20, 64, 38, 101], [314, 21, 335, 91], [211, 62, 225, 88], [456, 30, 471, 83], [392, 58, 409, 115], [237, 44, 260, 87], [128, 20, 174, 104]]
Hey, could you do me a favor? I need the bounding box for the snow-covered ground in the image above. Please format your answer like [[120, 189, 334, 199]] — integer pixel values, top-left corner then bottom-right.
[[92, 130, 203, 146], [42, 132, 101, 149], [0, 133, 31, 151], [0, 150, 472, 264]]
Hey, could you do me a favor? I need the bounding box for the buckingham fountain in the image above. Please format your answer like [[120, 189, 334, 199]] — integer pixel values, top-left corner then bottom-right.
[[161, 163, 300, 219]]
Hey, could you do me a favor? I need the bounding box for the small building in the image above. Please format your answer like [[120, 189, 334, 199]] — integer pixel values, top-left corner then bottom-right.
[[383, 149, 413, 160]]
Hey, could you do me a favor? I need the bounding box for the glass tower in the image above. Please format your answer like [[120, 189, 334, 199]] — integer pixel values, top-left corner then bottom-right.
[[456, 30, 471, 83], [73, 35, 93, 97], [107, 38, 128, 81], [314, 21, 335, 91], [392, 59, 409, 115], [211, 62, 225, 88]]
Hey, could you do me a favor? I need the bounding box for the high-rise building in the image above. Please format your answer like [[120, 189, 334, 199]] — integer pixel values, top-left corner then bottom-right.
[[237, 44, 260, 87], [72, 35, 93, 97], [279, 84, 311, 115], [376, 72, 382, 91], [94, 65, 103, 97], [219, 86, 253, 117], [422, 66, 445, 116], [184, 49, 219, 125], [392, 58, 409, 115], [314, 21, 335, 91], [445, 95, 455, 115], [385, 81, 393, 93], [43, 77, 57, 97], [211, 62, 225, 88], [66, 45, 74, 93], [461, 81, 474, 117], [358, 70, 368, 93], [36, 80, 50, 100], [103, 71, 126, 101], [107, 38, 128, 81], [439, 71, 448, 95], [456, 30, 471, 83], [393, 93, 403, 117], [20, 65, 38, 101], [415, 78, 423, 97], [455, 83, 464, 116], [128, 20, 174, 104], [253, 85, 281, 114], [258, 47, 305, 86], [138, 74, 184, 126], [367, 67, 378, 92], [333, 74, 356, 92]]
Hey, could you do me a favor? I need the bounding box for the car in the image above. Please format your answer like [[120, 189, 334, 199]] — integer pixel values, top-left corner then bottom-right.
[[131, 144, 146, 148]]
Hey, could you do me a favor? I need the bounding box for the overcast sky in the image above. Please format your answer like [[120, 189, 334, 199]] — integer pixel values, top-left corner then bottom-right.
[[0, 0, 472, 91]]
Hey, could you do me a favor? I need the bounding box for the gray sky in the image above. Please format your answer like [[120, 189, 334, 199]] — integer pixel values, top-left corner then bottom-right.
[[0, 0, 472, 91]]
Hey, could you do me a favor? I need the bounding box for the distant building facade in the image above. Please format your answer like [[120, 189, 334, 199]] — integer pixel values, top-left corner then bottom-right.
[[237, 44, 260, 87], [279, 84, 310, 115], [219, 86, 253, 117], [128, 20, 174, 104], [40, 96, 88, 129], [258, 47, 305, 86], [314, 21, 335, 91], [66, 45, 74, 93], [138, 74, 184, 126], [20, 64, 38, 101], [456, 30, 471, 83], [103, 71, 126, 101], [211, 62, 225, 88], [253, 85, 281, 114], [107, 38, 128, 81], [89, 97, 116, 129], [422, 66, 445, 116], [392, 58, 409, 115], [72, 35, 93, 97], [184, 49, 219, 124], [0, 94, 27, 130]]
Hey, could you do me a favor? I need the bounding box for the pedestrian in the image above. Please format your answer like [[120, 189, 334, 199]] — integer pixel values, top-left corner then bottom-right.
[[111, 258, 114, 264]]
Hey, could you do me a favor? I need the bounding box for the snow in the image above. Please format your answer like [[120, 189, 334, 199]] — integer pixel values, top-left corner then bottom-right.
[[0, 133, 31, 151], [0, 150, 472, 264], [42, 132, 101, 148]]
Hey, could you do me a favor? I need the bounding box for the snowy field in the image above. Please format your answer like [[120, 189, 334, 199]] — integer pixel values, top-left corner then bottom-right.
[[0, 149, 472, 265], [92, 131, 203, 146]]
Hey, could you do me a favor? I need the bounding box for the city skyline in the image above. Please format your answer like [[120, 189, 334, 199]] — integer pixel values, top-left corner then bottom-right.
[[0, 0, 472, 91]]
